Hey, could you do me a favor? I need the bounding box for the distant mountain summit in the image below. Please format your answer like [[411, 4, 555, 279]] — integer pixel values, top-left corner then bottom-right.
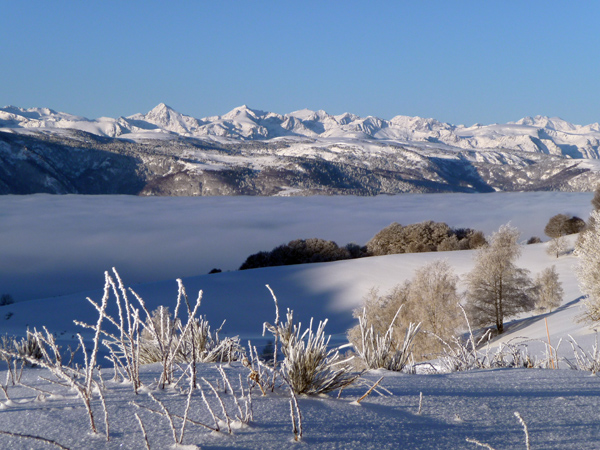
[[2, 104, 600, 159], [1, 104, 600, 196]]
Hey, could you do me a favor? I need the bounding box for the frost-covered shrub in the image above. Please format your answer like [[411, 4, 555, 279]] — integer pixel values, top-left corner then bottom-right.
[[348, 260, 462, 360], [138, 306, 243, 365], [263, 293, 359, 395], [564, 334, 600, 374], [351, 306, 420, 371], [14, 330, 44, 363]]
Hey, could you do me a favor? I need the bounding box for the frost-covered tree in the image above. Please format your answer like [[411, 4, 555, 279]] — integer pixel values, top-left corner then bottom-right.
[[546, 235, 568, 258], [534, 266, 563, 312], [465, 224, 535, 334], [408, 260, 461, 353], [575, 210, 600, 322], [347, 260, 461, 360]]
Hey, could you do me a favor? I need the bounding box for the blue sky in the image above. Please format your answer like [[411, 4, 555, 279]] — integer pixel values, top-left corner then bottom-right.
[[2, 1, 599, 126]]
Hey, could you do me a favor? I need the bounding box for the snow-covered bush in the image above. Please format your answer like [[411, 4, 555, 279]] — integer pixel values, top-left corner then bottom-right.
[[563, 334, 600, 374], [351, 305, 420, 371], [263, 288, 360, 395], [138, 307, 243, 365], [348, 260, 462, 360]]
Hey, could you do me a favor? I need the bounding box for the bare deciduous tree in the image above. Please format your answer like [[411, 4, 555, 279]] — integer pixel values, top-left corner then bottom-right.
[[534, 266, 563, 312], [546, 235, 568, 258], [465, 224, 535, 334]]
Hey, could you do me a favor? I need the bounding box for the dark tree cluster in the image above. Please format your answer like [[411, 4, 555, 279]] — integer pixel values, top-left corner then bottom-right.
[[239, 238, 368, 270], [366, 221, 486, 256], [240, 221, 487, 270], [544, 214, 586, 238]]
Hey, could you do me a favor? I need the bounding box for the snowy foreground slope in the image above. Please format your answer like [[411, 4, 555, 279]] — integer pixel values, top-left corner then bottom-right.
[[2, 365, 600, 449], [1, 239, 600, 449]]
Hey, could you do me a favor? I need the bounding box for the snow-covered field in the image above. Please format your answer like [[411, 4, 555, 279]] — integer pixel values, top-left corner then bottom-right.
[[1, 192, 600, 449]]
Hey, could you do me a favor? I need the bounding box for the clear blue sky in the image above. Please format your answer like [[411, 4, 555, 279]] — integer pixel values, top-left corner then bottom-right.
[[2, 1, 599, 126]]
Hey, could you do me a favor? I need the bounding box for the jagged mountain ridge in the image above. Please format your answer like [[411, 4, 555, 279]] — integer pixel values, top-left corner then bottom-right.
[[2, 104, 600, 196], [3, 103, 600, 158]]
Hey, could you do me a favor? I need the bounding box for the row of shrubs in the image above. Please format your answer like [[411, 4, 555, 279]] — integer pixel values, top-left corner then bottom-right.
[[239, 220, 487, 270]]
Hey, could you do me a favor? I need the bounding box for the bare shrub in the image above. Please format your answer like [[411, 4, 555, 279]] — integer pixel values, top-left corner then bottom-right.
[[240, 238, 364, 270]]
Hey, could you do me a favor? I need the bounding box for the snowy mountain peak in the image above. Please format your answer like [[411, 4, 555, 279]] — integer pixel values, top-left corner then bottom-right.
[[514, 115, 576, 132], [2, 103, 600, 159], [221, 105, 269, 121]]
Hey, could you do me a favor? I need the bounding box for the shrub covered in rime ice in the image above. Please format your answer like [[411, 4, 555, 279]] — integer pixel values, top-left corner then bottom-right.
[[347, 260, 462, 360], [138, 306, 243, 365], [465, 224, 536, 334], [366, 221, 486, 256], [264, 304, 359, 395]]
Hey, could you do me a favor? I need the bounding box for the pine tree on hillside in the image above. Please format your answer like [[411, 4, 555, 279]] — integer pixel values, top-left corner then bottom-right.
[[465, 224, 535, 333]]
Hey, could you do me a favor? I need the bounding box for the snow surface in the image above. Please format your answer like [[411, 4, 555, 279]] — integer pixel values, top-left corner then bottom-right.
[[2, 192, 600, 449], [1, 364, 600, 449]]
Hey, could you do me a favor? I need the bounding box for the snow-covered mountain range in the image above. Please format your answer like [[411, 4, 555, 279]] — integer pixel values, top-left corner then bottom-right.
[[4, 103, 600, 158], [2, 104, 600, 195]]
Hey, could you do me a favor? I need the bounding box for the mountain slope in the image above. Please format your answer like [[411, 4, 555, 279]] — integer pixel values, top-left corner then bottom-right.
[[2, 104, 600, 195]]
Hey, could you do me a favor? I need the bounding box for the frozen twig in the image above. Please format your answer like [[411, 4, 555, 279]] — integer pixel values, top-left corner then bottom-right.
[[514, 412, 530, 450], [466, 438, 497, 450], [0, 430, 71, 450], [134, 413, 151, 450], [356, 376, 384, 404]]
